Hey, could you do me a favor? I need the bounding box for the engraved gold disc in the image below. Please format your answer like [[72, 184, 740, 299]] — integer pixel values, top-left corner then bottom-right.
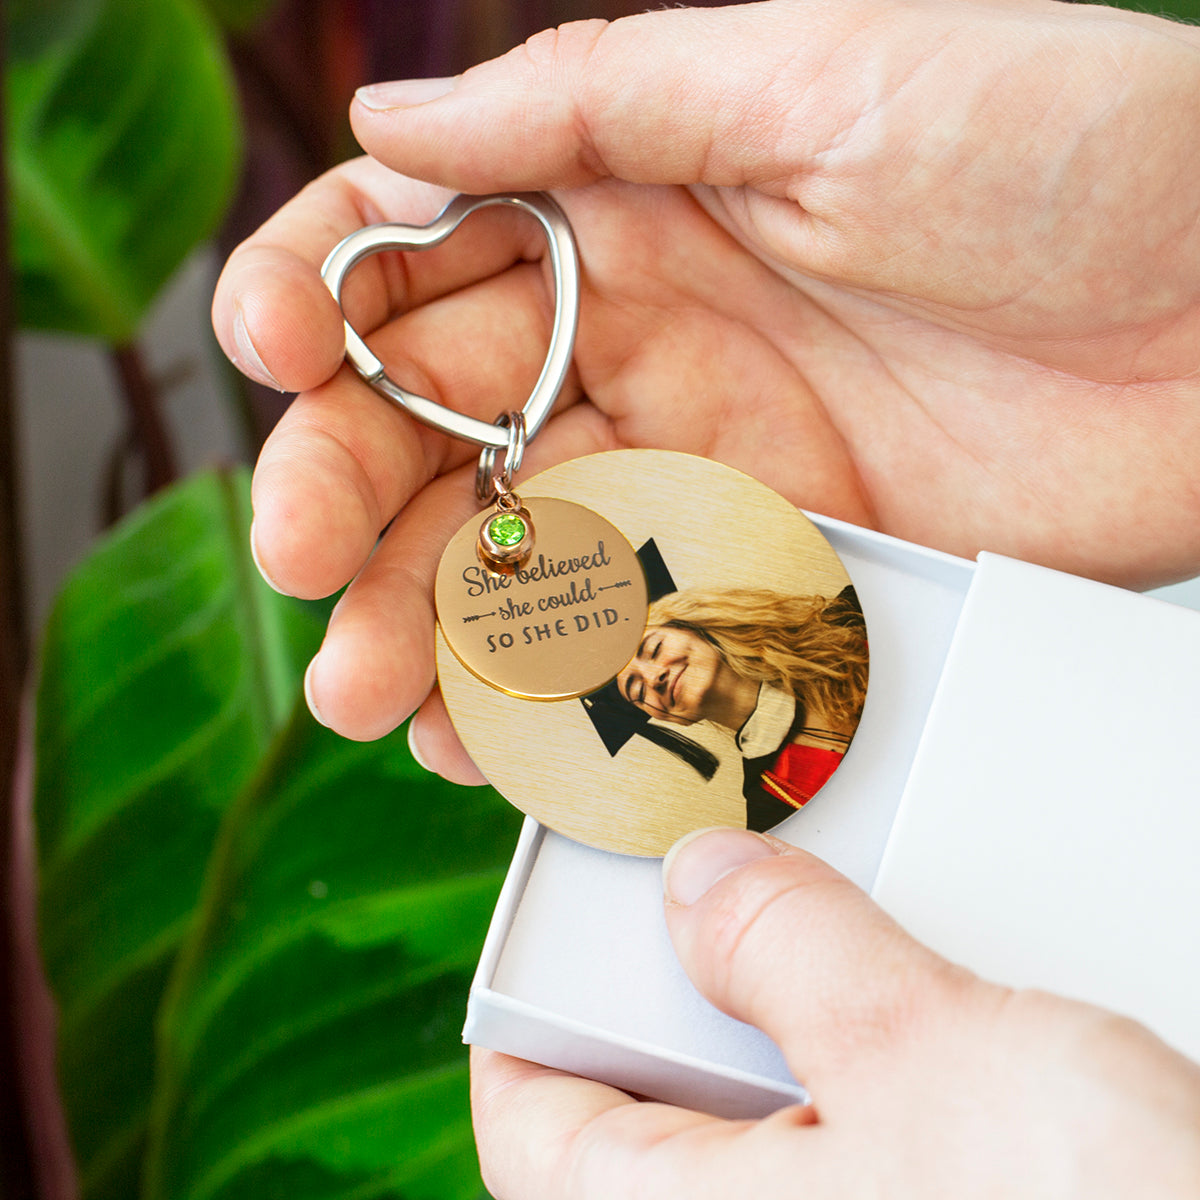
[[435, 497, 648, 700], [436, 450, 869, 858]]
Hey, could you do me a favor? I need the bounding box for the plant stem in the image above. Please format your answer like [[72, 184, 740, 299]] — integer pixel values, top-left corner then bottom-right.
[[1, 8, 38, 1195], [0, 284, 27, 671], [111, 341, 178, 500]]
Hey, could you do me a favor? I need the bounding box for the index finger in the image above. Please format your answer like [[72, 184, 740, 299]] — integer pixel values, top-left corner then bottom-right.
[[212, 156, 565, 395], [248, 253, 575, 608]]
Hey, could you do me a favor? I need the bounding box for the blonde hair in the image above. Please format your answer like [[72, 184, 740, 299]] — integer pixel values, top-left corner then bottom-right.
[[647, 588, 868, 730]]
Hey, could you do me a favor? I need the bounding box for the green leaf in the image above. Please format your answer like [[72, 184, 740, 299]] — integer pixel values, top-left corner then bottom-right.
[[6, 0, 241, 342], [35, 464, 522, 1198], [143, 703, 521, 1200], [34, 468, 326, 1199], [8, 0, 103, 60], [1110, 0, 1200, 22]]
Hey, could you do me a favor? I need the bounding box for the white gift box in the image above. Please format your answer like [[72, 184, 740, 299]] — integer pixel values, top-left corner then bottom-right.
[[463, 516, 1200, 1117]]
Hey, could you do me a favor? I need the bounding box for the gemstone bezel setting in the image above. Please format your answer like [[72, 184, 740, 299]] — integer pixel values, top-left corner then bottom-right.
[[477, 503, 535, 574]]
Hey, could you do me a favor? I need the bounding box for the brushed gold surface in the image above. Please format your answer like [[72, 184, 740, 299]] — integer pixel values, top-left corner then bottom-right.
[[437, 450, 860, 857], [436, 497, 647, 700]]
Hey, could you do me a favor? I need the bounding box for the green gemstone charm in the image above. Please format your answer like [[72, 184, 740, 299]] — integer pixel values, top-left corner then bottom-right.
[[478, 498, 535, 575], [487, 513, 528, 547]]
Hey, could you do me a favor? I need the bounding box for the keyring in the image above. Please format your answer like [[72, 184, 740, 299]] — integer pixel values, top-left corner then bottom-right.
[[475, 411, 527, 503], [321, 192, 579, 451], [321, 192, 871, 857]]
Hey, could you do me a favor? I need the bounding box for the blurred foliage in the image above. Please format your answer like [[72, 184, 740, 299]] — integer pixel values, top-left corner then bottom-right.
[[5, 0, 240, 343], [1130, 0, 1200, 20], [34, 469, 521, 1199], [14, 0, 1200, 1198], [34, 469, 321, 1196]]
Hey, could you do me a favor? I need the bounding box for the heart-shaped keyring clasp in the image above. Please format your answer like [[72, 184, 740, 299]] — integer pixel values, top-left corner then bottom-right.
[[321, 192, 580, 452]]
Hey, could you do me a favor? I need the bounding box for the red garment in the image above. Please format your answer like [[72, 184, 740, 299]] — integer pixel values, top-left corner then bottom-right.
[[758, 742, 843, 811]]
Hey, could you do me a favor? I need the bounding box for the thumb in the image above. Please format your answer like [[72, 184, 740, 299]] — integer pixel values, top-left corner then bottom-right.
[[662, 828, 991, 1103], [348, 3, 852, 194]]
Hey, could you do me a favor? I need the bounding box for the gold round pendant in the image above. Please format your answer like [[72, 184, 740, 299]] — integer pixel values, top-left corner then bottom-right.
[[436, 497, 648, 701], [436, 450, 869, 857]]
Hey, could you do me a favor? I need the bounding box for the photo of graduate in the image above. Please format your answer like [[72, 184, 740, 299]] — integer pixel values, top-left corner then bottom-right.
[[583, 541, 868, 832]]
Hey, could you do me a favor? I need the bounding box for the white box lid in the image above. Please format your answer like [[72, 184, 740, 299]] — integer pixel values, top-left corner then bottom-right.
[[874, 552, 1200, 1060]]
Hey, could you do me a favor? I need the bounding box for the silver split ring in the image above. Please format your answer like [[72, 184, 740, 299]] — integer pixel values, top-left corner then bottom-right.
[[475, 411, 527, 503]]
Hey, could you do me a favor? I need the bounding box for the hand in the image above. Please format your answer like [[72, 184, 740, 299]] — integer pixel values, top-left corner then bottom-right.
[[471, 829, 1200, 1199], [213, 0, 1200, 755]]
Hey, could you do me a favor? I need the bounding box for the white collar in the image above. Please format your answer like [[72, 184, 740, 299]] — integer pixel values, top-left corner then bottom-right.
[[735, 683, 796, 758]]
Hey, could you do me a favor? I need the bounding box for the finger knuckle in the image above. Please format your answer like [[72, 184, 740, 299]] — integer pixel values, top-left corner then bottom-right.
[[512, 19, 615, 180], [560, 1103, 665, 1200], [698, 865, 809, 1014], [1002, 988, 1173, 1077], [513, 18, 610, 78], [700, 862, 971, 1067]]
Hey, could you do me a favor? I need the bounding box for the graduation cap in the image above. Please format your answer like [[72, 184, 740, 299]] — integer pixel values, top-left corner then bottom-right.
[[581, 539, 718, 781]]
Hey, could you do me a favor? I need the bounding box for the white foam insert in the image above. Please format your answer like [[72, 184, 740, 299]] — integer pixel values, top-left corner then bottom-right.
[[466, 516, 976, 1113], [466, 525, 1200, 1112]]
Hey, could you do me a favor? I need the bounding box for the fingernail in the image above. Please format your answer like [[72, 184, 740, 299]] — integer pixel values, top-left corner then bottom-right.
[[233, 307, 284, 391], [355, 77, 456, 111], [249, 521, 286, 594], [304, 658, 329, 728], [407, 723, 433, 772], [663, 828, 779, 907]]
